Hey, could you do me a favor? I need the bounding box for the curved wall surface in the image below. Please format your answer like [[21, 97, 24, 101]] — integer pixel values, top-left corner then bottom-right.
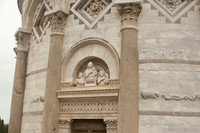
[[14, 0, 200, 133]]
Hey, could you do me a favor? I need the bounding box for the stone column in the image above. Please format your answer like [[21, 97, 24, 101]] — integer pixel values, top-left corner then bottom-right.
[[42, 9, 68, 133], [8, 28, 31, 133], [58, 119, 73, 133], [116, 1, 142, 133], [104, 119, 117, 133]]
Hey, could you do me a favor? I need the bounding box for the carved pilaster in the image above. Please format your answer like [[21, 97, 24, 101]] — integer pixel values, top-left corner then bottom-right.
[[117, 3, 142, 30], [45, 9, 68, 33]]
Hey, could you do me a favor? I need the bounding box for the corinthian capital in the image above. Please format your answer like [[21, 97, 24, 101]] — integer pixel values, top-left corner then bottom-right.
[[15, 28, 31, 54], [58, 119, 73, 128], [116, 1, 142, 29], [45, 9, 68, 33]]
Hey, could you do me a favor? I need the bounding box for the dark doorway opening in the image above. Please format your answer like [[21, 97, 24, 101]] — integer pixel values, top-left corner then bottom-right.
[[72, 119, 106, 133]]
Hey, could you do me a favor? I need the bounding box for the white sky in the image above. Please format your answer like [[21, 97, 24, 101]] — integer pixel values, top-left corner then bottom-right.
[[0, 0, 21, 123]]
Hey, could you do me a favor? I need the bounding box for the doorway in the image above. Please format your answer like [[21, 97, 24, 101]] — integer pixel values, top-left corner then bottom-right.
[[71, 119, 106, 133]]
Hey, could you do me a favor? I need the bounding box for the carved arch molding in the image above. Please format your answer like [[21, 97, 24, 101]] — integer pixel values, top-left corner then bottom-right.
[[61, 38, 119, 83]]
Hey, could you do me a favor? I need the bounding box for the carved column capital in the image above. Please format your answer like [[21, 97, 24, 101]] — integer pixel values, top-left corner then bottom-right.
[[45, 9, 68, 34], [104, 118, 117, 130], [58, 119, 73, 128], [14, 28, 31, 59], [117, 3, 142, 30]]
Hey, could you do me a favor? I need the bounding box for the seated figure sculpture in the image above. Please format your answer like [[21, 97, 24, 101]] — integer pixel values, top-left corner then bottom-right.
[[97, 70, 109, 85], [85, 62, 97, 79], [74, 72, 85, 86], [84, 62, 97, 86]]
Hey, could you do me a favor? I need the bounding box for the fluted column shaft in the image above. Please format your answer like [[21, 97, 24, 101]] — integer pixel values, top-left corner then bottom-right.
[[8, 29, 31, 133], [117, 3, 142, 133], [42, 10, 68, 133]]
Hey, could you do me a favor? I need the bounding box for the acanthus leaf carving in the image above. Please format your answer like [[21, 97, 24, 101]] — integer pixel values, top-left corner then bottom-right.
[[117, 3, 142, 29], [45, 10, 68, 33]]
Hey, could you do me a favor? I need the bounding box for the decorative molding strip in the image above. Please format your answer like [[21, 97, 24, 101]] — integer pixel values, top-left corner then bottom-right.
[[139, 59, 200, 65], [141, 90, 200, 101], [26, 68, 48, 77], [23, 111, 43, 116], [60, 100, 118, 113], [140, 110, 200, 117]]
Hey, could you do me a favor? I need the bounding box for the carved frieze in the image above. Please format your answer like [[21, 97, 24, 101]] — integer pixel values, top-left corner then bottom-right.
[[141, 90, 200, 101], [60, 100, 118, 113]]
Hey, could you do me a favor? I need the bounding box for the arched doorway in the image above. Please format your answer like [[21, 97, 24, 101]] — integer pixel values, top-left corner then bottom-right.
[[72, 119, 106, 133]]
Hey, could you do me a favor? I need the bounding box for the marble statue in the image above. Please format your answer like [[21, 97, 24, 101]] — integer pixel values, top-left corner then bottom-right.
[[85, 62, 97, 79], [97, 70, 108, 85], [75, 72, 85, 86]]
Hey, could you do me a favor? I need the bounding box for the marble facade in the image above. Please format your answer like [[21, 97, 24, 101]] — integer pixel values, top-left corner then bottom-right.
[[9, 0, 200, 133]]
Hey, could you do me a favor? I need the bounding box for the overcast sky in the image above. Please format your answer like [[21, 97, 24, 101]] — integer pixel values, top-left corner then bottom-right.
[[0, 0, 21, 123]]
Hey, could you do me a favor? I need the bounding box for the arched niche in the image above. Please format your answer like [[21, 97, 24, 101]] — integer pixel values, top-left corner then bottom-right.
[[61, 38, 119, 82]]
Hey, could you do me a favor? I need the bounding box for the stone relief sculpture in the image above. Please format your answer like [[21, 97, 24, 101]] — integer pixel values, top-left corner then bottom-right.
[[74, 61, 109, 86], [141, 91, 160, 99], [97, 70, 109, 85], [141, 90, 200, 101], [85, 62, 98, 79], [74, 72, 85, 86]]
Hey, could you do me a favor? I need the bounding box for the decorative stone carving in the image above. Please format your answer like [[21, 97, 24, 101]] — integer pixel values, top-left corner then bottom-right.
[[159, 0, 186, 11], [60, 100, 118, 113], [141, 90, 200, 101], [86, 0, 106, 18], [97, 70, 109, 85], [73, 61, 110, 86], [71, 0, 114, 28], [141, 91, 160, 99], [117, 3, 142, 29], [45, 10, 68, 33], [32, 96, 45, 103], [85, 62, 98, 79], [104, 119, 117, 129], [74, 72, 85, 86], [58, 119, 73, 128], [15, 29, 31, 54], [148, 0, 198, 23]]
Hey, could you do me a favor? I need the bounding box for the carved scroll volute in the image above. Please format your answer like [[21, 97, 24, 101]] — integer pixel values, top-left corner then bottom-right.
[[117, 4, 142, 29], [45, 10, 68, 33], [15, 29, 31, 55]]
